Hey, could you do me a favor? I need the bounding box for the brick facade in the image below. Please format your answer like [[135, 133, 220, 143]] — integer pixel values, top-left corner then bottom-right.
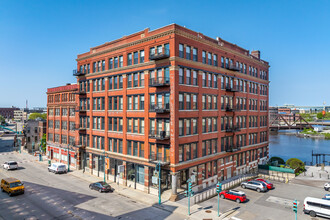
[[46, 84, 80, 169], [55, 24, 269, 195]]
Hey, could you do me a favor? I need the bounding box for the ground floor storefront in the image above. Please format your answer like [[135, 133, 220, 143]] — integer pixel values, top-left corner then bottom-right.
[[81, 145, 268, 197], [46, 143, 80, 169]]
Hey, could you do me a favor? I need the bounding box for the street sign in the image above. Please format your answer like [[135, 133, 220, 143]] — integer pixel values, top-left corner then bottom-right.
[[152, 176, 158, 184], [118, 165, 124, 174]]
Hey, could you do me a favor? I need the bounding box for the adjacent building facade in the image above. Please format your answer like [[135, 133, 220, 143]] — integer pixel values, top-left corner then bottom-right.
[[71, 24, 270, 197], [46, 84, 81, 169]]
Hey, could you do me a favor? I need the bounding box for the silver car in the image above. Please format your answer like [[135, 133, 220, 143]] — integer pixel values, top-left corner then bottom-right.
[[241, 180, 268, 192]]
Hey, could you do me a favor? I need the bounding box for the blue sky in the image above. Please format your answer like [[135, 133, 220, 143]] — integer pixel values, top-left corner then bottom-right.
[[0, 0, 329, 108]]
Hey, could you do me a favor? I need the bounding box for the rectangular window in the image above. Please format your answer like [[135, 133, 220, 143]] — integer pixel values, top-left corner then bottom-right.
[[114, 57, 118, 68], [179, 119, 184, 136], [193, 70, 198, 85], [134, 52, 138, 64], [186, 46, 191, 60], [202, 51, 206, 63], [213, 54, 218, 66], [179, 68, 184, 84], [109, 58, 113, 70], [186, 69, 191, 85], [208, 53, 212, 65], [193, 48, 198, 61], [119, 56, 123, 67], [140, 50, 144, 63], [179, 44, 184, 58], [127, 53, 132, 66]]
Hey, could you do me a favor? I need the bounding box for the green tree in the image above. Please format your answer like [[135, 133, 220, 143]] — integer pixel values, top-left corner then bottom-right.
[[269, 156, 285, 165], [28, 113, 46, 120], [0, 115, 5, 125], [286, 158, 305, 173], [317, 112, 323, 120], [40, 134, 47, 152]]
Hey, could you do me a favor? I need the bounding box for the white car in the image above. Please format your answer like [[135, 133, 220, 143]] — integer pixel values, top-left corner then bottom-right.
[[48, 163, 67, 174], [324, 183, 330, 191], [2, 161, 18, 170]]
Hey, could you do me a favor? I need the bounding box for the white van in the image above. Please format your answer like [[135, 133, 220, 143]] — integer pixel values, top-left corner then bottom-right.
[[304, 197, 330, 218], [48, 163, 67, 174]]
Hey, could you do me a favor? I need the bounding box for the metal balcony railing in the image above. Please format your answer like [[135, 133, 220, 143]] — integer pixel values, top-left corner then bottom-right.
[[149, 77, 170, 87], [149, 152, 170, 164], [150, 103, 170, 113], [225, 104, 241, 112], [225, 145, 241, 152], [149, 130, 170, 140], [225, 84, 239, 92], [226, 64, 240, 72], [149, 49, 170, 60], [73, 69, 86, 76]]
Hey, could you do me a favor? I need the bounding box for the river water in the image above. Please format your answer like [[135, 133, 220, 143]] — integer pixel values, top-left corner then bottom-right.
[[269, 130, 330, 164]]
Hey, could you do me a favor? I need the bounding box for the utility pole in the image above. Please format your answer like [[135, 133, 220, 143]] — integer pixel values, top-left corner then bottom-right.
[[67, 146, 70, 172], [216, 182, 222, 217], [158, 162, 161, 205], [104, 150, 106, 183]]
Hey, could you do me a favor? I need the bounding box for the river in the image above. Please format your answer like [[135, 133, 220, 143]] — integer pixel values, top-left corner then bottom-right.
[[269, 130, 330, 164]]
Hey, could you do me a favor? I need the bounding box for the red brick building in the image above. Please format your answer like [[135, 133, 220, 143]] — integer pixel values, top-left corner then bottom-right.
[[74, 24, 270, 197], [46, 83, 81, 169]]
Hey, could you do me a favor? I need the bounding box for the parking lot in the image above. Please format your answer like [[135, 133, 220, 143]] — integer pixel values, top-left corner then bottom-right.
[[199, 179, 329, 220]]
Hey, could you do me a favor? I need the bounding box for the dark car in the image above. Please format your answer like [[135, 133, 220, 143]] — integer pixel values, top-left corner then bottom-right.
[[89, 181, 113, 193], [219, 189, 247, 203], [256, 178, 274, 190]]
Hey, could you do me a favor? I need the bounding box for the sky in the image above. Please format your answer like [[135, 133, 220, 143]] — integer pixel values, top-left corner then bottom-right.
[[0, 0, 329, 108]]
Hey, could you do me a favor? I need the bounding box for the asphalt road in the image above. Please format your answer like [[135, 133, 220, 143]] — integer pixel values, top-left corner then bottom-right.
[[0, 135, 186, 220], [199, 177, 328, 220]]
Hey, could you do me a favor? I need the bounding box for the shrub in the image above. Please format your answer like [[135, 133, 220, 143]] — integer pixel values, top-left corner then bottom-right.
[[269, 156, 285, 165], [286, 158, 305, 173]]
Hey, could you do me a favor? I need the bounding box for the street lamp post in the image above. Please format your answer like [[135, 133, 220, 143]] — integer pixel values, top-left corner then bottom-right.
[[104, 150, 106, 183], [67, 146, 70, 172], [157, 162, 162, 205]]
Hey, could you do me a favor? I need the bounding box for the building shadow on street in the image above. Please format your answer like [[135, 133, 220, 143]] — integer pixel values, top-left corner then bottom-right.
[[0, 181, 178, 220]]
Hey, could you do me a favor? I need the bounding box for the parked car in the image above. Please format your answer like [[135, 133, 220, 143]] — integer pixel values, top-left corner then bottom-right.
[[2, 161, 18, 170], [89, 181, 113, 193], [219, 189, 247, 203], [256, 178, 274, 190], [48, 163, 67, 174], [324, 182, 330, 191], [323, 194, 330, 200], [241, 180, 268, 192], [1, 178, 24, 196]]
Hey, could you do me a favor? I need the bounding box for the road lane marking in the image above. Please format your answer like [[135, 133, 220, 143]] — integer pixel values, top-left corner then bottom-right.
[[266, 196, 299, 207]]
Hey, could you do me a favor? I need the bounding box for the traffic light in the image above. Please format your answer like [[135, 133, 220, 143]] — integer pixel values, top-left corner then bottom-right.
[[293, 200, 298, 212], [216, 182, 222, 193], [188, 182, 192, 193]]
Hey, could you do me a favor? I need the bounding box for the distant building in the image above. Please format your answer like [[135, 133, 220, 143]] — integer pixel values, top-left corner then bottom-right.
[[0, 107, 19, 119], [24, 119, 45, 153], [14, 109, 27, 122]]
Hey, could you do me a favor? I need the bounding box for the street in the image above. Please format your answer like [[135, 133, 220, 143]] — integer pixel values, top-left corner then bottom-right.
[[0, 134, 186, 220]]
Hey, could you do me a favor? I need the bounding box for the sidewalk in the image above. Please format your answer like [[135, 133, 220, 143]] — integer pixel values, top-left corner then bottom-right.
[[70, 170, 222, 220], [18, 151, 224, 219]]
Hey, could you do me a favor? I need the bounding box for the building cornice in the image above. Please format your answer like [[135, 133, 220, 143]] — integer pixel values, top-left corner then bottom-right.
[[76, 29, 175, 62]]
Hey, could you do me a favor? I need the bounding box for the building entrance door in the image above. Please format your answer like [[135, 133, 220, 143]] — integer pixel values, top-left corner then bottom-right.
[[180, 169, 189, 189], [50, 149, 53, 159]]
